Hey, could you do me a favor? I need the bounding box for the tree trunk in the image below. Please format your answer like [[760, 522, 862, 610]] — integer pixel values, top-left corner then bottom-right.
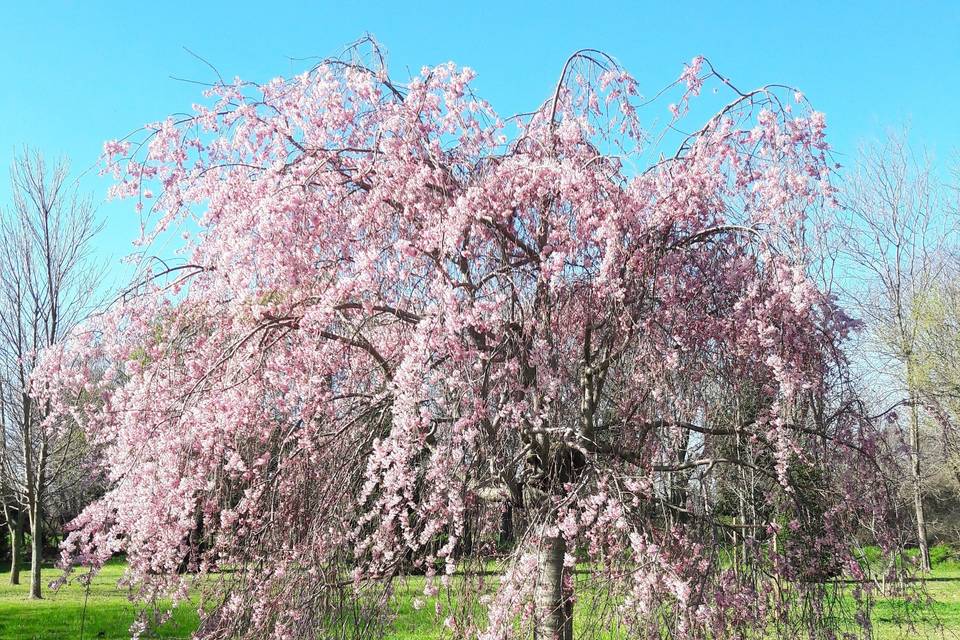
[[9, 510, 24, 585], [25, 426, 47, 600], [28, 506, 41, 598], [534, 534, 573, 640], [499, 500, 514, 549], [462, 512, 474, 558], [909, 395, 930, 571], [28, 442, 45, 599]]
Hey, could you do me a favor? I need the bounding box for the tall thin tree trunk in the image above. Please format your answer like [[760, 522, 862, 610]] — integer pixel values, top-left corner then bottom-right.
[[30, 501, 43, 599], [28, 511, 41, 598], [30, 520, 43, 598], [9, 509, 24, 585], [909, 393, 930, 571], [27, 430, 48, 599], [534, 534, 573, 640], [28, 445, 45, 599]]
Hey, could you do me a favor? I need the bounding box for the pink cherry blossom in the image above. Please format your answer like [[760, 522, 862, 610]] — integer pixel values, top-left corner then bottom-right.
[[35, 41, 905, 640]]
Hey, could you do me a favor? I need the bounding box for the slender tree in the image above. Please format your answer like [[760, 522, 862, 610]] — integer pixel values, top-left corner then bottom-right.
[[0, 148, 100, 597], [837, 132, 958, 571], [40, 42, 900, 638]]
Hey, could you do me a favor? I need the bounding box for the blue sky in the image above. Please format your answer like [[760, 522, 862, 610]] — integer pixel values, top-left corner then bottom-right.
[[2, 1, 958, 292]]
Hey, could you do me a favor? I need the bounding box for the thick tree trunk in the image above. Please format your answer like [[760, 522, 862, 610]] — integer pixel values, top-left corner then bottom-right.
[[28, 508, 41, 598], [909, 396, 930, 571], [534, 534, 573, 640], [9, 510, 24, 585]]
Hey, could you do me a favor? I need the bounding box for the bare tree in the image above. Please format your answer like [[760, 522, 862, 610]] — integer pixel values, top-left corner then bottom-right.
[[837, 130, 959, 571], [0, 148, 101, 597]]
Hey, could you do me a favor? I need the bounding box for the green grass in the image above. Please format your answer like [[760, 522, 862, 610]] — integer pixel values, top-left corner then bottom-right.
[[869, 563, 960, 639], [1, 560, 959, 639], [0, 560, 200, 639]]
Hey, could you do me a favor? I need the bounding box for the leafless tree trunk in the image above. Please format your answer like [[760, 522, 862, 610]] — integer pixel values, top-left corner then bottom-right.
[[27, 439, 46, 598], [29, 514, 41, 597]]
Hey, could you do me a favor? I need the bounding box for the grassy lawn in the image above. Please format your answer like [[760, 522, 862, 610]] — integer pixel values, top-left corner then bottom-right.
[[0, 561, 200, 640], [867, 565, 960, 639], [1, 560, 959, 639]]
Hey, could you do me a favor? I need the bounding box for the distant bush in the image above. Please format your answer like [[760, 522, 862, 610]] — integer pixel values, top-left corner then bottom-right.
[[854, 544, 960, 572], [930, 544, 957, 567]]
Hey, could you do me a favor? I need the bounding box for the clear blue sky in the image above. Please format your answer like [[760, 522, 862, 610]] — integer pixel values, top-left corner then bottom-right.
[[2, 1, 958, 292]]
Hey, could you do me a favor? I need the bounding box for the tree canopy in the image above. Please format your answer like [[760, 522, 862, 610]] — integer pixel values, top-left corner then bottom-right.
[[36, 42, 900, 639]]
